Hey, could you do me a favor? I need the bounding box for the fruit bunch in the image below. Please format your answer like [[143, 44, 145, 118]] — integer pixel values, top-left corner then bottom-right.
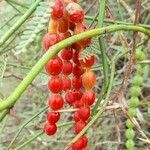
[[42, 0, 96, 149], [125, 49, 146, 150]]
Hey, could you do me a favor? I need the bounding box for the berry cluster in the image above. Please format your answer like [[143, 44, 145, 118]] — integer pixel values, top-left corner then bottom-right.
[[43, 0, 96, 149], [125, 49, 146, 150]]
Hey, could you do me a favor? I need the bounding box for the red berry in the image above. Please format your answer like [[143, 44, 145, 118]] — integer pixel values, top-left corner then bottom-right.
[[48, 94, 64, 110], [82, 90, 95, 106], [58, 17, 69, 33], [66, 2, 84, 23], [72, 138, 84, 150], [73, 51, 80, 65], [79, 37, 91, 47], [74, 120, 86, 134], [73, 111, 80, 122], [79, 55, 95, 68], [73, 100, 84, 108], [45, 56, 63, 76], [73, 65, 84, 77], [71, 43, 82, 51], [43, 33, 59, 50], [82, 135, 88, 147], [52, 0, 64, 19], [48, 76, 63, 93], [44, 122, 57, 136], [62, 76, 71, 91], [61, 48, 73, 60], [78, 107, 90, 121], [73, 90, 83, 101], [47, 112, 60, 124], [62, 60, 73, 75], [72, 76, 82, 90], [82, 70, 96, 90], [65, 90, 75, 104], [59, 32, 72, 41], [48, 19, 58, 34]]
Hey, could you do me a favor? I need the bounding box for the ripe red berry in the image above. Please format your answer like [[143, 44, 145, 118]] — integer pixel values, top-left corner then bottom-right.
[[82, 135, 88, 147], [59, 31, 72, 41], [82, 90, 95, 106], [79, 55, 95, 68], [73, 65, 84, 77], [66, 2, 84, 23], [62, 60, 73, 75], [58, 17, 69, 33], [52, 0, 64, 19], [79, 37, 91, 47], [73, 111, 80, 122], [73, 100, 84, 108], [44, 122, 57, 136], [47, 112, 60, 124], [82, 70, 96, 90], [61, 48, 73, 60], [62, 76, 71, 91], [73, 90, 83, 101], [48, 94, 64, 110], [78, 107, 90, 121], [48, 76, 63, 93], [43, 33, 59, 50], [72, 76, 82, 90], [74, 120, 86, 134], [73, 50, 80, 65], [45, 56, 63, 76], [72, 137, 84, 150], [65, 90, 75, 104]]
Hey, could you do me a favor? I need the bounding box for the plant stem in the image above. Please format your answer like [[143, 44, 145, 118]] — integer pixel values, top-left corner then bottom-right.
[[0, 109, 9, 122], [0, 25, 149, 111], [0, 0, 43, 47]]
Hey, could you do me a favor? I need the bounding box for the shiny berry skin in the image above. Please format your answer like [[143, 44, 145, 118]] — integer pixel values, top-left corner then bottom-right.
[[48, 94, 64, 110], [82, 90, 95, 106], [81, 135, 88, 147], [129, 97, 140, 108], [73, 111, 80, 122], [73, 65, 84, 77], [72, 76, 82, 90], [79, 55, 95, 68], [79, 37, 91, 47], [78, 107, 90, 121], [73, 51, 80, 65], [44, 122, 57, 136], [73, 100, 84, 108], [130, 86, 141, 97], [45, 56, 63, 76], [62, 76, 71, 91], [66, 2, 84, 23], [62, 60, 73, 75], [74, 120, 86, 134], [72, 137, 84, 150], [61, 48, 73, 60], [47, 112, 60, 124], [82, 70, 96, 90], [73, 90, 83, 101], [52, 0, 64, 19], [65, 91, 75, 104], [48, 76, 63, 93], [125, 129, 135, 139], [43, 33, 59, 50], [58, 17, 69, 33]]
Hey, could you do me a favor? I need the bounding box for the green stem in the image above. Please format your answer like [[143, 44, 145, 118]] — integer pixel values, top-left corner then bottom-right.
[[85, 16, 150, 29], [0, 109, 9, 122], [15, 121, 74, 150], [0, 25, 149, 111], [0, 0, 43, 47]]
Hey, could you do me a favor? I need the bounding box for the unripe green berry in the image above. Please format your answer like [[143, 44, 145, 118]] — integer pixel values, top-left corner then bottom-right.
[[128, 108, 137, 117], [132, 75, 143, 86], [129, 97, 140, 108], [130, 86, 141, 97], [126, 119, 135, 128], [136, 65, 144, 75], [126, 139, 135, 149], [135, 49, 146, 61], [125, 129, 135, 139]]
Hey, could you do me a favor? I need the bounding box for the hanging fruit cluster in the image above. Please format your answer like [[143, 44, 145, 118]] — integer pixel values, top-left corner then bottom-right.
[[125, 49, 146, 150], [42, 0, 96, 149]]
